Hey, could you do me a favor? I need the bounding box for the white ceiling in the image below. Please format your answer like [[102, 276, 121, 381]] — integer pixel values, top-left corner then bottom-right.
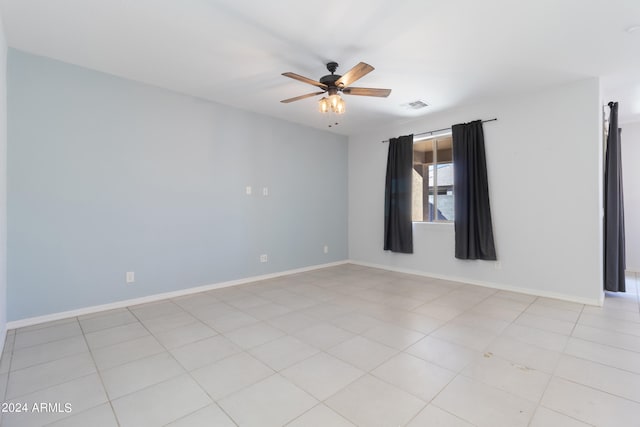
[[2, 0, 640, 135]]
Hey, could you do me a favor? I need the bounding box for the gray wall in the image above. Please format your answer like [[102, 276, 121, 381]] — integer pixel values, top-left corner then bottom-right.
[[0, 13, 7, 342], [349, 78, 603, 304], [8, 50, 348, 321]]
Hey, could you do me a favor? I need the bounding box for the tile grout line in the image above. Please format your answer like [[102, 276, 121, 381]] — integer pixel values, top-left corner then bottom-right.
[[78, 314, 123, 427], [126, 303, 244, 427], [523, 302, 586, 427]]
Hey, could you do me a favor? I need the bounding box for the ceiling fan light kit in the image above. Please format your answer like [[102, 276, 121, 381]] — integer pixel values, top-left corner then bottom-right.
[[281, 61, 391, 115], [319, 91, 346, 114]]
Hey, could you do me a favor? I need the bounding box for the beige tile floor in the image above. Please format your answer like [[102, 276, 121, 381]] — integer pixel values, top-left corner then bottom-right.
[[0, 265, 638, 426]]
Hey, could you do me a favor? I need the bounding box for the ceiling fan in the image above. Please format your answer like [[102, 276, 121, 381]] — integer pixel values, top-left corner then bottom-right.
[[280, 62, 391, 114]]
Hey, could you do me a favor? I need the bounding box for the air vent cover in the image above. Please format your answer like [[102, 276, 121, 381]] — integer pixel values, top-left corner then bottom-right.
[[407, 100, 429, 109]]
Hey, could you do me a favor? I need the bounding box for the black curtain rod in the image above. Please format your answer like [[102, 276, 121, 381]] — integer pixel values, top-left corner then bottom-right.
[[381, 118, 498, 143]]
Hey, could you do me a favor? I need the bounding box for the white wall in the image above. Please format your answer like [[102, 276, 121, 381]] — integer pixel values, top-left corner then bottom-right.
[[349, 78, 603, 304], [622, 121, 640, 272]]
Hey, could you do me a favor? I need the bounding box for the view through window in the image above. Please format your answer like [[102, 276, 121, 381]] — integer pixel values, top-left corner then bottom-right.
[[412, 134, 454, 222]]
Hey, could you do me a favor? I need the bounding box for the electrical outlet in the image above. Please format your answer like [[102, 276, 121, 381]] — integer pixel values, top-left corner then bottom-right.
[[260, 254, 268, 263], [323, 245, 329, 254], [126, 272, 135, 283], [262, 187, 269, 196], [245, 186, 252, 195]]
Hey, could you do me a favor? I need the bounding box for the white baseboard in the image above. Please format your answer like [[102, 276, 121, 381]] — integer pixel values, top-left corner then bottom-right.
[[7, 260, 349, 330], [349, 259, 604, 307]]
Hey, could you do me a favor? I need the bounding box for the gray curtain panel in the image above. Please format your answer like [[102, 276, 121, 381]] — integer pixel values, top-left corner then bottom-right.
[[384, 134, 414, 253], [604, 102, 626, 292], [452, 120, 497, 260]]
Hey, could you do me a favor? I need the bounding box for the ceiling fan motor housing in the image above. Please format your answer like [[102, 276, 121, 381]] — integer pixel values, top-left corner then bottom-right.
[[320, 62, 343, 90]]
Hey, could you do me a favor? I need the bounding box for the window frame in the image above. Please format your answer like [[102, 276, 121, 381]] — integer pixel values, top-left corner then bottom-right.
[[412, 131, 454, 224]]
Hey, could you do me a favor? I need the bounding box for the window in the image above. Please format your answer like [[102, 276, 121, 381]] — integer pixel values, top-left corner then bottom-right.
[[412, 134, 454, 222]]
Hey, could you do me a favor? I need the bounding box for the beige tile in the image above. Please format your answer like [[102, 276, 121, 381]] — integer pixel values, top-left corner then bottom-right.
[[555, 354, 640, 402], [84, 322, 149, 350], [79, 309, 138, 334], [129, 301, 184, 320], [219, 374, 317, 427], [286, 404, 356, 427], [153, 321, 217, 349], [525, 303, 581, 322], [325, 374, 425, 427], [224, 322, 284, 349], [202, 310, 259, 333], [3, 267, 636, 427], [407, 336, 479, 372], [226, 294, 271, 310], [412, 302, 466, 322], [529, 406, 592, 427], [111, 374, 211, 427], [431, 323, 497, 351], [140, 311, 198, 334], [2, 374, 107, 427], [432, 376, 535, 427], [387, 312, 444, 334], [169, 335, 241, 371], [171, 293, 219, 311], [267, 311, 321, 334], [243, 302, 292, 320], [14, 322, 82, 350], [249, 335, 319, 371], [450, 312, 511, 334], [372, 352, 455, 401], [406, 405, 474, 427], [0, 372, 7, 401], [577, 312, 640, 337], [101, 352, 185, 399], [461, 353, 551, 402], [0, 351, 10, 374], [15, 317, 78, 333], [485, 336, 561, 373], [582, 304, 640, 322], [293, 323, 354, 350], [502, 324, 568, 352], [47, 403, 118, 427], [281, 353, 364, 400], [572, 324, 640, 353], [514, 312, 575, 335], [541, 377, 640, 427], [329, 313, 385, 334], [7, 352, 96, 399], [534, 297, 584, 313], [92, 335, 165, 371], [10, 335, 88, 371], [362, 323, 425, 350], [191, 352, 273, 399], [327, 336, 397, 371], [564, 337, 640, 374], [166, 403, 236, 427]]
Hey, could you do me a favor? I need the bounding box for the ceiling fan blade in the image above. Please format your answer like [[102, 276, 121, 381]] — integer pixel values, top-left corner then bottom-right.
[[342, 87, 392, 97], [335, 62, 374, 88], [280, 91, 325, 103], [282, 72, 328, 89]]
